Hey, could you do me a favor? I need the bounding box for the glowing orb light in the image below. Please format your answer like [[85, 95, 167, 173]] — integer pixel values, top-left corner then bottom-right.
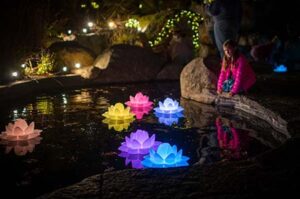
[[102, 118, 133, 132], [155, 112, 183, 126], [102, 103, 135, 121], [118, 152, 145, 169], [0, 119, 42, 141], [154, 98, 183, 115], [273, 64, 287, 73], [0, 137, 42, 156], [142, 143, 190, 168], [118, 129, 161, 154], [125, 92, 153, 108]]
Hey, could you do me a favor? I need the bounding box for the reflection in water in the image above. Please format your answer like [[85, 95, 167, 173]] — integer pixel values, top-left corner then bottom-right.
[[216, 117, 249, 160], [130, 106, 152, 120], [118, 152, 145, 169], [142, 143, 190, 168], [102, 118, 134, 132], [0, 137, 42, 156], [155, 112, 184, 126]]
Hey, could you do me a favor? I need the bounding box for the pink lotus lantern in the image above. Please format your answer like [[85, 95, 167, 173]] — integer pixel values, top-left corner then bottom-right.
[[118, 129, 161, 154], [0, 119, 42, 141], [125, 92, 153, 108], [0, 137, 42, 156]]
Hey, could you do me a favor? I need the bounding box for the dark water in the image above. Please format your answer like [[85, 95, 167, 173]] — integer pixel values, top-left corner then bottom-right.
[[0, 82, 278, 198]]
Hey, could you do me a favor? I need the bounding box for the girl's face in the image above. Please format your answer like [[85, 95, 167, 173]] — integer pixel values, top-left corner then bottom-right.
[[223, 46, 234, 58]]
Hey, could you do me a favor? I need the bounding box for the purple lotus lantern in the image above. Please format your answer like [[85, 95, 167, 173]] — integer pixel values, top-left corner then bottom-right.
[[0, 119, 42, 141], [125, 92, 153, 108], [154, 98, 183, 115], [118, 152, 145, 169], [142, 143, 190, 168], [118, 129, 161, 154], [130, 106, 152, 120]]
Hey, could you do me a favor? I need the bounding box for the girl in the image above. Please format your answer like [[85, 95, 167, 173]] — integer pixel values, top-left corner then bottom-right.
[[217, 39, 256, 97]]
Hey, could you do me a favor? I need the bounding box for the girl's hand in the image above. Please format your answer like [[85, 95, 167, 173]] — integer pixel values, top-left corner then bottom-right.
[[217, 90, 222, 95], [228, 92, 234, 97]]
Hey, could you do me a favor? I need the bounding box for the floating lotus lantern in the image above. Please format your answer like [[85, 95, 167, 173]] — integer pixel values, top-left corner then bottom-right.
[[102, 118, 134, 132], [118, 130, 161, 154], [125, 92, 153, 108], [118, 152, 145, 169], [154, 98, 183, 115], [130, 106, 152, 120], [0, 119, 42, 141], [103, 103, 135, 120], [142, 143, 190, 168], [0, 137, 42, 156]]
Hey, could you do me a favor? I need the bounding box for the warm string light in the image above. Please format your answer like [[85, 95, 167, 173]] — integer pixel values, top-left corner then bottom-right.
[[149, 10, 203, 50]]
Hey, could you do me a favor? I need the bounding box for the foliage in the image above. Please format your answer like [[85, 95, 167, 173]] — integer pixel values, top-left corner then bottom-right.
[[36, 50, 55, 75]]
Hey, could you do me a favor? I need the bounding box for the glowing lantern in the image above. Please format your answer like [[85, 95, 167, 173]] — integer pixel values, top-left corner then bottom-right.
[[0, 137, 42, 156], [118, 129, 161, 154], [102, 118, 133, 132], [125, 92, 153, 108], [0, 119, 42, 141], [118, 152, 145, 169], [273, 64, 287, 73], [130, 106, 152, 120], [154, 98, 183, 115], [142, 143, 190, 168], [102, 103, 135, 120]]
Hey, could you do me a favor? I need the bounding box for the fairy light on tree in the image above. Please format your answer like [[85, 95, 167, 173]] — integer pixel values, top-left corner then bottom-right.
[[149, 10, 203, 50]]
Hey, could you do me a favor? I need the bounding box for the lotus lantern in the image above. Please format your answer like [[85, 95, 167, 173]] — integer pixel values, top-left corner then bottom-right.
[[142, 143, 190, 168], [154, 98, 183, 115], [0, 119, 42, 141], [125, 92, 153, 108], [102, 103, 135, 120]]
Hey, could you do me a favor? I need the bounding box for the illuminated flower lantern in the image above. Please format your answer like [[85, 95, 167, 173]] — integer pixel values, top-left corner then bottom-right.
[[0, 137, 42, 156], [103, 103, 135, 120], [154, 98, 183, 115], [0, 119, 42, 141], [118, 130, 161, 154], [118, 152, 145, 169], [102, 103, 135, 131], [125, 92, 153, 119], [125, 92, 153, 108], [142, 143, 190, 168]]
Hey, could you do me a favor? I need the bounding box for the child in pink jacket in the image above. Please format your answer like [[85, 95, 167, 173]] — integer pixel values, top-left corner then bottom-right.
[[217, 39, 256, 97]]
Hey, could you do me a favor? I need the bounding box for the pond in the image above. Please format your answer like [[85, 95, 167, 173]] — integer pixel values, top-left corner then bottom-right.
[[0, 81, 283, 198]]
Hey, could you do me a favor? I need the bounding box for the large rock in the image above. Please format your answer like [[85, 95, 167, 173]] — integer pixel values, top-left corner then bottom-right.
[[180, 57, 218, 104], [49, 41, 95, 74], [91, 44, 165, 83]]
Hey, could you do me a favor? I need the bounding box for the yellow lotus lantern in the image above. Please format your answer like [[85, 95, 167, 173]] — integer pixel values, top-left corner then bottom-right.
[[102, 103, 135, 120], [102, 103, 135, 132]]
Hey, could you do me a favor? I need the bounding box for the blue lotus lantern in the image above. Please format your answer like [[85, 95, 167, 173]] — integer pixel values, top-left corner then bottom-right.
[[118, 129, 161, 154], [273, 64, 287, 73], [154, 98, 184, 115], [142, 143, 190, 168]]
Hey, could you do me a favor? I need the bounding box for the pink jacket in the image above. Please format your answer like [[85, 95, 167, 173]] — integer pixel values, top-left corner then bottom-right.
[[217, 54, 256, 94]]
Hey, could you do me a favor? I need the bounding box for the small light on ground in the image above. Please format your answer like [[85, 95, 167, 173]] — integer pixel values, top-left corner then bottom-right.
[[82, 28, 88, 33], [108, 21, 116, 29], [21, 64, 26, 68], [67, 30, 72, 34], [75, 63, 81, 68], [62, 66, 68, 72], [12, 72, 18, 77], [87, 22, 94, 28]]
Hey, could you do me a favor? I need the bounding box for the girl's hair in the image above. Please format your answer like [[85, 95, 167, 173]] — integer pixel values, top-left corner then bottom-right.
[[222, 39, 240, 70]]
